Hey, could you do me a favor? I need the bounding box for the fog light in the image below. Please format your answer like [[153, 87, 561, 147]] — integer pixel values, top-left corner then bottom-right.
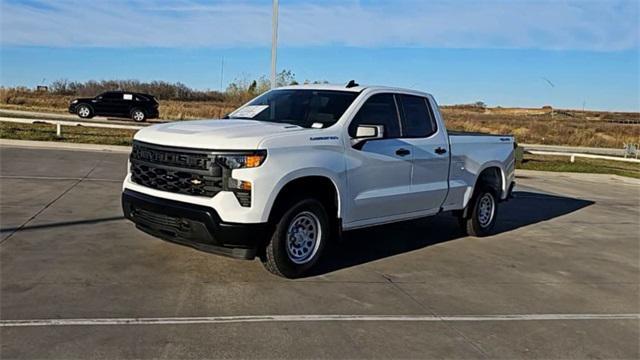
[[234, 192, 251, 207], [228, 178, 252, 191]]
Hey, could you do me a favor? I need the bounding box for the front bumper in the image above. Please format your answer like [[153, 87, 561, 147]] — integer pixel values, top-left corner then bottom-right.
[[122, 189, 268, 259]]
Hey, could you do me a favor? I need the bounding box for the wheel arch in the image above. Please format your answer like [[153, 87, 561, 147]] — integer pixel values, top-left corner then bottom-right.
[[77, 102, 94, 112], [476, 166, 504, 195], [266, 174, 341, 224], [457, 165, 504, 218], [130, 107, 145, 115], [463, 164, 507, 207]]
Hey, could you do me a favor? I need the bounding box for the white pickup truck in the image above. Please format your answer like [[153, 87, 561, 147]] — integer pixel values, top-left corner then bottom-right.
[[122, 83, 516, 278]]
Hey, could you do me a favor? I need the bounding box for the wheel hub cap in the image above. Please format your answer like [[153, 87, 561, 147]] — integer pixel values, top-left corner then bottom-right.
[[477, 193, 495, 228], [286, 211, 321, 264]]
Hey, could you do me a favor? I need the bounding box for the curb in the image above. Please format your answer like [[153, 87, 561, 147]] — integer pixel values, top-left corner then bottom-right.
[[0, 139, 131, 153]]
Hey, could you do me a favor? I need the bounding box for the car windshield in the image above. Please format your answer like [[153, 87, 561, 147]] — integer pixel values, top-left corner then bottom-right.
[[228, 89, 359, 128]]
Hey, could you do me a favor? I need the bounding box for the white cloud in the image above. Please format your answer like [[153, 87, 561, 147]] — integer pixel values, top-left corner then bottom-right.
[[1, 0, 638, 51]]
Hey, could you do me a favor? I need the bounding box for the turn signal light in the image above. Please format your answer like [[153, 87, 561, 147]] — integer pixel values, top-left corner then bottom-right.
[[245, 154, 264, 168], [216, 151, 267, 169]]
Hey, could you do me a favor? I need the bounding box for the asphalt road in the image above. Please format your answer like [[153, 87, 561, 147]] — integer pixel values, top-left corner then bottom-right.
[[0, 145, 638, 359]]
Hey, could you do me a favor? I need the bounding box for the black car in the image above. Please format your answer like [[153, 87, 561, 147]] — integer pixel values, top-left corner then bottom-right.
[[69, 91, 159, 122]]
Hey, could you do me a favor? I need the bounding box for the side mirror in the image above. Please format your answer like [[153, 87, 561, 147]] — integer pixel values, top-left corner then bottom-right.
[[352, 124, 384, 148]]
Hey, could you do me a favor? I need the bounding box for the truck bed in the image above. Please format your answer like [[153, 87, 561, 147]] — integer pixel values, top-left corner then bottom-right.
[[447, 130, 512, 137], [442, 130, 516, 211]]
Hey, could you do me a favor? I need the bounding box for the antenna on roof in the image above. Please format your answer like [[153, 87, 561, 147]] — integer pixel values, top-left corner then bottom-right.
[[345, 80, 359, 88]]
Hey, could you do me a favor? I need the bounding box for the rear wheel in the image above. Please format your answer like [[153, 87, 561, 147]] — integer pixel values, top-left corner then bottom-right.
[[131, 109, 146, 122], [262, 198, 329, 278], [76, 105, 92, 119], [460, 186, 498, 237]]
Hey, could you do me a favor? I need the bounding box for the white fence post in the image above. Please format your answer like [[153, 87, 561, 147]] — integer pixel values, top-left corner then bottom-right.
[[56, 123, 61, 137]]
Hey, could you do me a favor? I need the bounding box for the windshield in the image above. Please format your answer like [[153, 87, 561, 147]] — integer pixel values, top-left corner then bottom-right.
[[229, 89, 359, 128]]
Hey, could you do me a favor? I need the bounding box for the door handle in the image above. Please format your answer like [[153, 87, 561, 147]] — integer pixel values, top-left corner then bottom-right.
[[395, 148, 411, 157], [435, 147, 447, 155]]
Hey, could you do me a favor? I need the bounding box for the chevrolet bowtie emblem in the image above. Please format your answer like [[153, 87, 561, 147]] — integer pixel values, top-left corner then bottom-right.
[[190, 179, 203, 185]]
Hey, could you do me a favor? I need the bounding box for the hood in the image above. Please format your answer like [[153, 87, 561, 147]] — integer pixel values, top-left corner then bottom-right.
[[133, 119, 305, 150]]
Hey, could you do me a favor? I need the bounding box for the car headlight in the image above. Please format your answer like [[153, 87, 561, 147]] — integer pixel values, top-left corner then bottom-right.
[[216, 151, 266, 169], [71, 99, 78, 104], [216, 151, 265, 208]]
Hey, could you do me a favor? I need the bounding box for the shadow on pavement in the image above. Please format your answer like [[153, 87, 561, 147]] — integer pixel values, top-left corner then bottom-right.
[[310, 191, 594, 276], [0, 216, 125, 233]]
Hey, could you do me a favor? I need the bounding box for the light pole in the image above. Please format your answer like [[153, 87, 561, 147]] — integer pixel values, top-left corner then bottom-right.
[[220, 56, 224, 91], [270, 0, 279, 89], [542, 77, 555, 118]]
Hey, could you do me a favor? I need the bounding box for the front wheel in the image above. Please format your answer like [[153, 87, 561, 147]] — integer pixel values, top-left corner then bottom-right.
[[131, 109, 146, 122], [262, 198, 329, 278], [460, 187, 498, 237]]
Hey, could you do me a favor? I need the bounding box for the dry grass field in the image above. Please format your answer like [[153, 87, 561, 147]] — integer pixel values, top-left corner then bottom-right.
[[442, 106, 640, 148], [1, 88, 638, 148], [0, 88, 237, 120], [0, 121, 136, 146]]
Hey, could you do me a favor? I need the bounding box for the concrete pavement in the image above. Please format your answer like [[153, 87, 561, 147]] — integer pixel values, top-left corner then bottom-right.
[[0, 145, 638, 359]]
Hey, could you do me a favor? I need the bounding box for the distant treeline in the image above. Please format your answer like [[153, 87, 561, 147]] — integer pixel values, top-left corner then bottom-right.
[[43, 70, 326, 103], [49, 79, 226, 102]]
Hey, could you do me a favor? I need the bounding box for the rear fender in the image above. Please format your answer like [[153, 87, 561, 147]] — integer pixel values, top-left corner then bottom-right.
[[462, 163, 507, 212]]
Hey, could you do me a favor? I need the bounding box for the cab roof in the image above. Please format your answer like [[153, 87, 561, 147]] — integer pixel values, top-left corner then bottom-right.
[[276, 83, 432, 97], [277, 83, 367, 92]]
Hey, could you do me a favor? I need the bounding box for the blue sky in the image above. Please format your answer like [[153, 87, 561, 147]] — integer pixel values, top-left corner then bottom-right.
[[1, 0, 638, 111]]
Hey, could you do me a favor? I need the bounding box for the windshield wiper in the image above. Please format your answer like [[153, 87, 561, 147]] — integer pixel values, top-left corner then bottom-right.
[[228, 116, 260, 120]]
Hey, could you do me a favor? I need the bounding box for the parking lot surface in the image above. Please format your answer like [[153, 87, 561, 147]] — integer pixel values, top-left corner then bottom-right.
[[1, 145, 639, 359]]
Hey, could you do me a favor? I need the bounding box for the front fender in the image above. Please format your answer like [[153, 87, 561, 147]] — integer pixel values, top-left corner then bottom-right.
[[232, 145, 347, 223], [264, 168, 345, 221]]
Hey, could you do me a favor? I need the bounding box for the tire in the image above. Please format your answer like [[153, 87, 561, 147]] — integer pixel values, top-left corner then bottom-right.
[[131, 109, 146, 122], [262, 198, 329, 278], [76, 105, 93, 119], [460, 186, 499, 237]]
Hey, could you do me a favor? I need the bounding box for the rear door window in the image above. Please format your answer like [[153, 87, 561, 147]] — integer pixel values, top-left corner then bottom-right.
[[398, 94, 437, 138], [101, 92, 121, 100]]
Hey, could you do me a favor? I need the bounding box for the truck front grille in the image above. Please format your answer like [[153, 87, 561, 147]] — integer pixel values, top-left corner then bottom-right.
[[130, 141, 224, 198]]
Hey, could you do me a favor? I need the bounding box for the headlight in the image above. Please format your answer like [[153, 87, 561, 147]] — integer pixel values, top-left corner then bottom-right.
[[216, 151, 266, 208], [71, 99, 78, 104], [216, 151, 266, 169]]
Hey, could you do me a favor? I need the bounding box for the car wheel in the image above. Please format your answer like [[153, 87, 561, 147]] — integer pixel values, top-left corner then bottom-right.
[[131, 109, 146, 122], [460, 186, 498, 237], [262, 198, 329, 278], [77, 105, 92, 119]]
